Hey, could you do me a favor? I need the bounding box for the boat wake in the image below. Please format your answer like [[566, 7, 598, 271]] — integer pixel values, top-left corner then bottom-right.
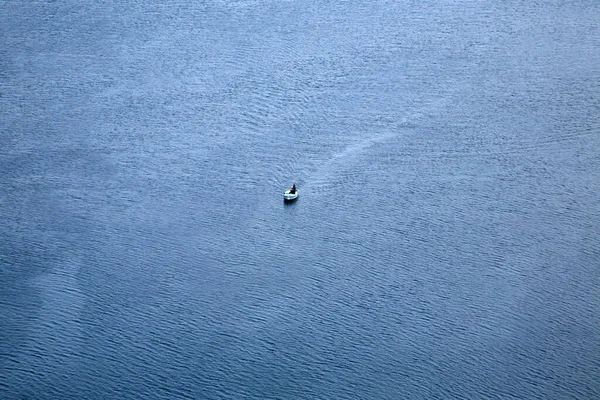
[[305, 130, 399, 195]]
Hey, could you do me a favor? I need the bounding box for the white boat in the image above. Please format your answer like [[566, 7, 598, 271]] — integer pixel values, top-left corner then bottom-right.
[[283, 186, 299, 201]]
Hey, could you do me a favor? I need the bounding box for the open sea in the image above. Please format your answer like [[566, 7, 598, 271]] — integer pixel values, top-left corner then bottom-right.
[[1, 1, 599, 399]]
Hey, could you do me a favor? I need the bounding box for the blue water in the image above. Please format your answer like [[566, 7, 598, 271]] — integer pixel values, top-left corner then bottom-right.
[[2, 1, 599, 399]]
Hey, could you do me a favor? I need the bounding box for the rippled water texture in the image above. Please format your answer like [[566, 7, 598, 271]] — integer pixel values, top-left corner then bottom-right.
[[1, 0, 599, 399]]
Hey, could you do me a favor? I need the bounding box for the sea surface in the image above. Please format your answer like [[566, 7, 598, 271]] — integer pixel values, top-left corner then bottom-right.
[[1, 1, 599, 399]]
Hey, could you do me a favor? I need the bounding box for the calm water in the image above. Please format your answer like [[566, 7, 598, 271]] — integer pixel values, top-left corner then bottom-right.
[[1, 1, 599, 399]]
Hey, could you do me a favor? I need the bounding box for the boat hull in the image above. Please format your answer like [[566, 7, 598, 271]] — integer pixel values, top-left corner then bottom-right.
[[283, 190, 299, 201]]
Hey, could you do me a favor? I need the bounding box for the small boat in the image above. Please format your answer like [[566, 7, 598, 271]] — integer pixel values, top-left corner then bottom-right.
[[283, 185, 299, 201]]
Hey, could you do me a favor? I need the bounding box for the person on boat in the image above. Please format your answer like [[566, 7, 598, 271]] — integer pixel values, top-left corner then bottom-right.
[[291, 183, 296, 193]]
